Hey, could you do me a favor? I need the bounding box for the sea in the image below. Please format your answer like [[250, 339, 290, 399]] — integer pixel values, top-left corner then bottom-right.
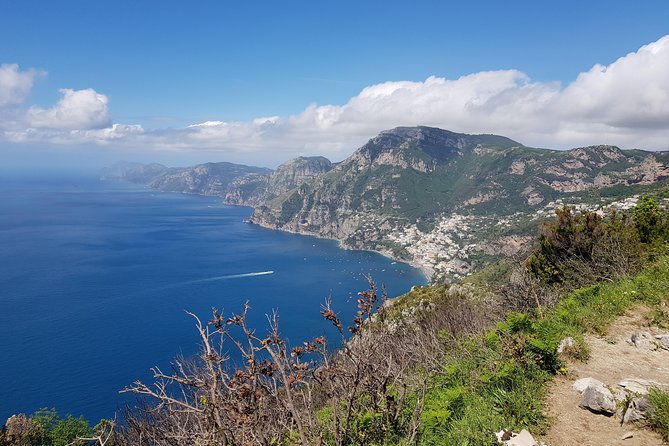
[[0, 170, 426, 423]]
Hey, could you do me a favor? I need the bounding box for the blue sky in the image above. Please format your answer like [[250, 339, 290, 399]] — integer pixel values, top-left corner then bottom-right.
[[2, 0, 669, 167]]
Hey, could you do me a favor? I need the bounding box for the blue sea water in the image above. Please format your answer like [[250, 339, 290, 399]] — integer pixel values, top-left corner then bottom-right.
[[0, 171, 426, 423]]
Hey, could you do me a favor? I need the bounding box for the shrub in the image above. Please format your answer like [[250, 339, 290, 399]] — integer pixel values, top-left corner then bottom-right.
[[0, 409, 92, 446], [633, 195, 665, 244], [524, 203, 667, 290], [647, 388, 669, 441]]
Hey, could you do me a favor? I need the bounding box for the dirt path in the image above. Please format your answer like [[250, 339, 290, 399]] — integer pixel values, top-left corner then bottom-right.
[[542, 308, 669, 445]]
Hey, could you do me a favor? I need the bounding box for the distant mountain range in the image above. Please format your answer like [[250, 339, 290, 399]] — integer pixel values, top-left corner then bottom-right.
[[102, 126, 669, 280]]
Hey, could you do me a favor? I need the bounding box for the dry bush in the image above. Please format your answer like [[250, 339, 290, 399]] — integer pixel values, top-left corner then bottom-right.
[[119, 303, 314, 445], [117, 276, 449, 446], [0, 414, 38, 446], [499, 262, 560, 316]]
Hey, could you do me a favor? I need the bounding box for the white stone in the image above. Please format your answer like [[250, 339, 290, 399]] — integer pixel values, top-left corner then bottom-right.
[[619, 378, 668, 394], [656, 334, 669, 351], [496, 429, 537, 446], [627, 331, 656, 350], [557, 337, 575, 354], [573, 377, 604, 394], [579, 383, 617, 414]]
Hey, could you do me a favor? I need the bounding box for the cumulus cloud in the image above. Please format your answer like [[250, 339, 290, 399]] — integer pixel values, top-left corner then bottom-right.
[[2, 34, 669, 164], [0, 64, 113, 140], [557, 36, 669, 130], [27, 88, 111, 130], [166, 34, 669, 158], [0, 63, 43, 107]]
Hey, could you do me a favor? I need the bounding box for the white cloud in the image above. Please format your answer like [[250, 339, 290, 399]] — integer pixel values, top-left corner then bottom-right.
[[3, 35, 669, 165], [0, 63, 43, 107], [27, 88, 111, 130], [187, 120, 226, 128], [168, 35, 669, 158], [557, 36, 669, 129]]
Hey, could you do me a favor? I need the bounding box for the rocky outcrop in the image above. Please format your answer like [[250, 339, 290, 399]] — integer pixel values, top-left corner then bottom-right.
[[147, 162, 272, 196], [100, 161, 169, 183], [250, 127, 669, 279], [576, 380, 617, 414], [627, 331, 669, 351], [267, 156, 333, 196], [225, 156, 333, 206], [104, 126, 669, 280], [570, 329, 669, 425]]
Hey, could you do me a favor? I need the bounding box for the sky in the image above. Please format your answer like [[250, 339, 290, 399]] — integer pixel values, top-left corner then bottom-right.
[[2, 0, 669, 169]]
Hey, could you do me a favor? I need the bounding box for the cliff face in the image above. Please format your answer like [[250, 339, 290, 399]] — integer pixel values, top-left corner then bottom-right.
[[103, 157, 333, 206], [147, 162, 272, 196], [224, 156, 333, 206], [267, 156, 333, 196], [100, 161, 169, 183], [103, 126, 669, 280], [250, 126, 669, 279]]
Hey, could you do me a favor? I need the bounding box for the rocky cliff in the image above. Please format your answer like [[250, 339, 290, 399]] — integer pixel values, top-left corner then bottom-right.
[[224, 156, 333, 206], [103, 127, 669, 280], [102, 161, 272, 197], [250, 126, 669, 279], [102, 156, 333, 205]]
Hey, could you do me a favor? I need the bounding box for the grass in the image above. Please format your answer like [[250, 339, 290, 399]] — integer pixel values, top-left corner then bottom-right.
[[412, 256, 669, 445], [648, 388, 669, 442]]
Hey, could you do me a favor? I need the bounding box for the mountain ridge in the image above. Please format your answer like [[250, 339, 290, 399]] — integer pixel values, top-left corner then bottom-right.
[[249, 127, 669, 278], [102, 126, 669, 280]]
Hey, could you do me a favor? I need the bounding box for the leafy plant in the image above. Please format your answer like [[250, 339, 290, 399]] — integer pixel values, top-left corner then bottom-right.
[[633, 195, 665, 243], [647, 388, 669, 441]]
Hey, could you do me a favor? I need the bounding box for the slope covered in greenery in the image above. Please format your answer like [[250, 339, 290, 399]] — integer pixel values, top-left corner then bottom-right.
[[6, 198, 669, 445], [251, 126, 669, 279]]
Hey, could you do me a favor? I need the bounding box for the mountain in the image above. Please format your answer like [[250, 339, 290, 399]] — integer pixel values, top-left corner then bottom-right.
[[103, 126, 669, 281], [250, 126, 669, 279], [101, 157, 333, 204], [100, 161, 169, 184], [102, 161, 272, 197], [225, 156, 333, 206], [146, 162, 272, 196]]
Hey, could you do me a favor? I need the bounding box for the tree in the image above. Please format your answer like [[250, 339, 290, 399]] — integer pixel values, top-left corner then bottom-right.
[[633, 195, 664, 244]]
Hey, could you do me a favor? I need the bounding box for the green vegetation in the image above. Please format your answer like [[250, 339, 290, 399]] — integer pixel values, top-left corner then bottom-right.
[[384, 197, 669, 444], [648, 388, 669, 442], [4, 196, 669, 445], [419, 257, 669, 444], [525, 203, 667, 286], [0, 409, 95, 446], [634, 195, 667, 243]]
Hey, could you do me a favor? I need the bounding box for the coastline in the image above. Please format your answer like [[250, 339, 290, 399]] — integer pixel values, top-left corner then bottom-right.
[[116, 179, 432, 284], [244, 216, 433, 283]]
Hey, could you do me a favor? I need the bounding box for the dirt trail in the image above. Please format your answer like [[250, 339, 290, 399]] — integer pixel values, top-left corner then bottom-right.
[[542, 308, 669, 445]]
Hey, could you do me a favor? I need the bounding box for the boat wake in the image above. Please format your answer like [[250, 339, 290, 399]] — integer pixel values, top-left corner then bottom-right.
[[185, 271, 275, 284], [149, 271, 275, 293]]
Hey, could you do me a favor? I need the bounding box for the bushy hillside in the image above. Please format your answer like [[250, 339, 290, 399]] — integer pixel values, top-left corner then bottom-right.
[[7, 198, 669, 445]]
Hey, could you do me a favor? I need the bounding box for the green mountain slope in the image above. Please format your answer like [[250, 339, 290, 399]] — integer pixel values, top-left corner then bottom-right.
[[250, 126, 669, 279]]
